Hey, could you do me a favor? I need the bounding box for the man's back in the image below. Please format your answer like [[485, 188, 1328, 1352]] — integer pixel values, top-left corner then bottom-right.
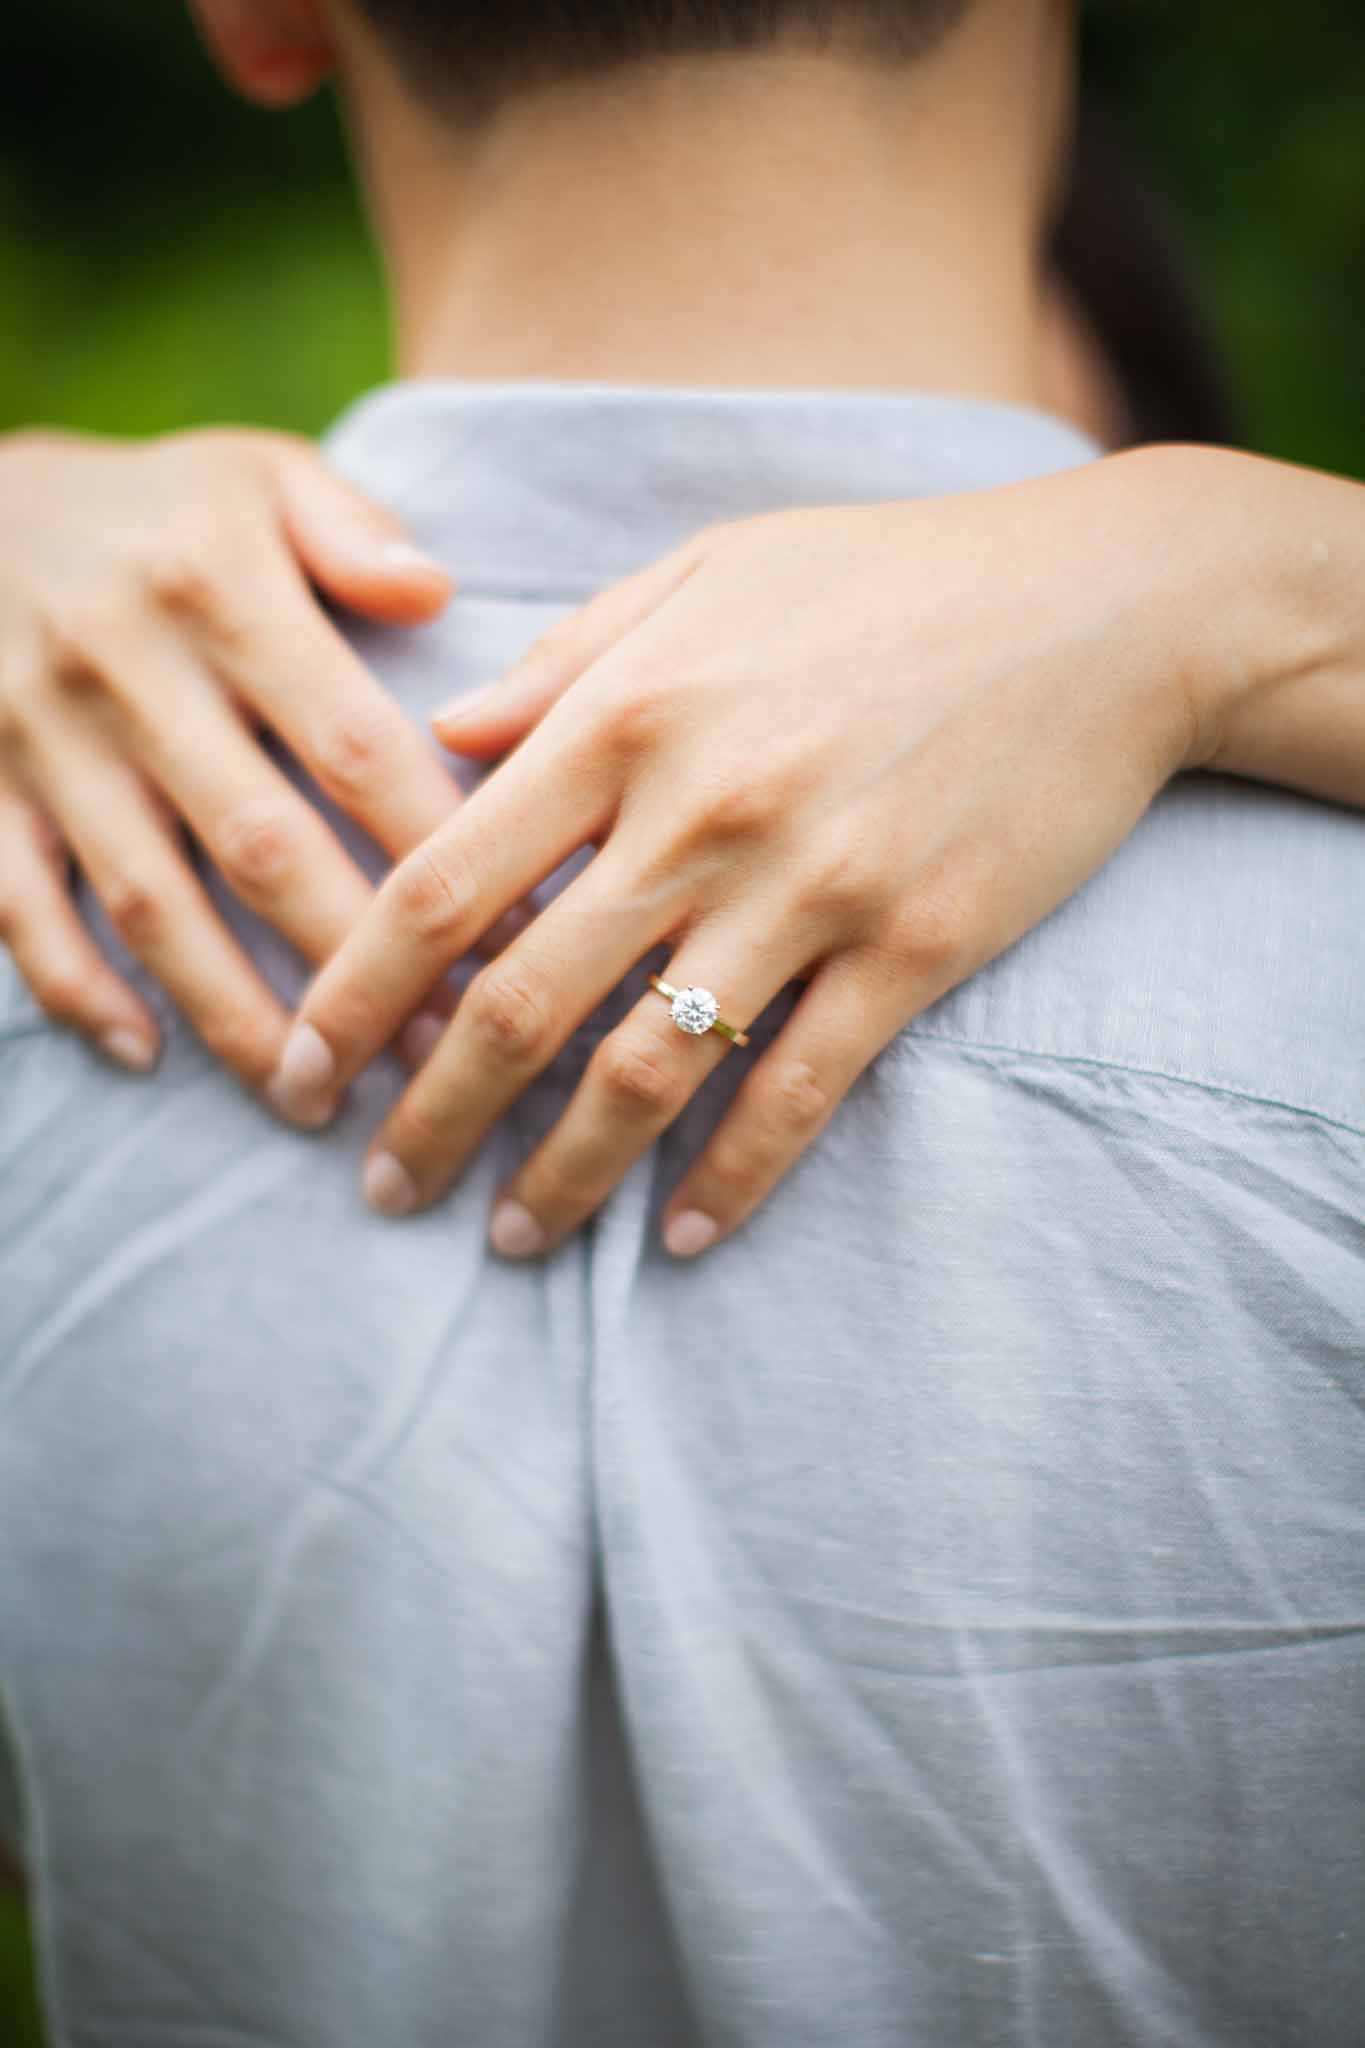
[[2, 378, 1363, 2047]]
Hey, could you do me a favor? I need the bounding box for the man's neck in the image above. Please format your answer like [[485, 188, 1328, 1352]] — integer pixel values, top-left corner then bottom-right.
[[338, 4, 1071, 407]]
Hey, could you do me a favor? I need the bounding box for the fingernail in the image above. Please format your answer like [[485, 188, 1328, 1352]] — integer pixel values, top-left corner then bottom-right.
[[381, 538, 450, 581], [363, 1151, 419, 1217], [398, 1009, 446, 1068], [267, 1023, 337, 1128], [489, 1197, 549, 1259], [98, 1027, 158, 1073], [664, 1209, 719, 1259]]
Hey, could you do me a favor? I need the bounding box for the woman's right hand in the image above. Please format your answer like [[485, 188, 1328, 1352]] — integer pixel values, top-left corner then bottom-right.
[[0, 425, 480, 1086]]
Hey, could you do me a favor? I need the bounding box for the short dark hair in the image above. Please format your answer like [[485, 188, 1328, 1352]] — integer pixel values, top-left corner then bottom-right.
[[352, 1, 974, 123]]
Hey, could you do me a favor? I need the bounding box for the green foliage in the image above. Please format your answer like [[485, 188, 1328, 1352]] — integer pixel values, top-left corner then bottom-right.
[[1, 1, 386, 439], [0, 6, 1359, 2034], [0, 1889, 44, 2047], [1, 1, 1361, 466], [1082, 2, 1365, 472]]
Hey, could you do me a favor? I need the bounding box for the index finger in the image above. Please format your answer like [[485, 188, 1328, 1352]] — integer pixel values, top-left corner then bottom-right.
[[217, 556, 466, 857], [267, 702, 615, 1127]]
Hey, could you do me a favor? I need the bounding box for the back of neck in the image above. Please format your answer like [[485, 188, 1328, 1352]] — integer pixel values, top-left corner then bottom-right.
[[339, 1, 1073, 407]]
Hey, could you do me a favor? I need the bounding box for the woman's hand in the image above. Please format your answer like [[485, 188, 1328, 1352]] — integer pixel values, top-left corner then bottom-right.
[[0, 426, 483, 1084], [267, 440, 1364, 1258], [269, 442, 1334, 1257]]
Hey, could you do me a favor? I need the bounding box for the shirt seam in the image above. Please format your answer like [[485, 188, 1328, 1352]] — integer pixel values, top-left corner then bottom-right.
[[6, 1011, 1360, 1145], [0, 1018, 52, 1048], [890, 1024, 1365, 1143]]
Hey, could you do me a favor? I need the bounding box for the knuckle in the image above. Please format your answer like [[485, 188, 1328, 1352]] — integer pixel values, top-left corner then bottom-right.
[[463, 961, 554, 1067], [310, 702, 403, 803], [691, 752, 817, 848], [594, 1033, 684, 1119], [753, 1055, 833, 1138], [102, 870, 165, 952], [140, 547, 235, 628], [33, 965, 91, 1025], [385, 1091, 449, 1162], [213, 801, 304, 898], [886, 882, 970, 979], [595, 674, 675, 761], [518, 1155, 586, 1225], [794, 836, 884, 924], [37, 595, 131, 679], [29, 810, 66, 864], [195, 1006, 280, 1085], [695, 774, 777, 843], [0, 662, 46, 750], [388, 842, 478, 950], [695, 1132, 757, 1204]]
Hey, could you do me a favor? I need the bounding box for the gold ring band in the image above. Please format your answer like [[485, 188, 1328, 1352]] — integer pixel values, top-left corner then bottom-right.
[[648, 975, 751, 1048]]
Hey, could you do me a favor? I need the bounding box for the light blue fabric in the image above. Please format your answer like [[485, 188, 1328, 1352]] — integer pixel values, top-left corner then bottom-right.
[[2, 382, 1363, 2048]]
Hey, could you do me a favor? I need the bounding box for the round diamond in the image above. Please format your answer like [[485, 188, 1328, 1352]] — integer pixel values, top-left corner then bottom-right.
[[671, 985, 719, 1035]]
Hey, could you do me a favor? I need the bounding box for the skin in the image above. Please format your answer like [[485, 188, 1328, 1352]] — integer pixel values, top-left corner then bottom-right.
[[2, 0, 1068, 1080], [0, 430, 526, 1082], [247, 0, 1364, 1258], [0, 260, 1124, 1079], [270, 443, 1362, 1257], [3, 0, 1363, 1261]]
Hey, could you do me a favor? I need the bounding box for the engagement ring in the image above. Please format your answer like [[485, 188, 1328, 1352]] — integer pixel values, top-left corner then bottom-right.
[[648, 976, 750, 1047]]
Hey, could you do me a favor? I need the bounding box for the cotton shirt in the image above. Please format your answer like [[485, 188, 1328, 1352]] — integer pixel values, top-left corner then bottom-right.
[[2, 381, 1363, 2048]]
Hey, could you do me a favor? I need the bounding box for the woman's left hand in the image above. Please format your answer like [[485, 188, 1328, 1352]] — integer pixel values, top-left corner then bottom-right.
[[266, 451, 1226, 1259]]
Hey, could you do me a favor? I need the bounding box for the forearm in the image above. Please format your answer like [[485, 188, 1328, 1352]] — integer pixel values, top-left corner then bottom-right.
[[1127, 442, 1365, 809]]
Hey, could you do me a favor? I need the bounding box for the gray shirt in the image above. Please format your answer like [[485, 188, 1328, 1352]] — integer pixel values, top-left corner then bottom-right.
[[2, 380, 1363, 2048]]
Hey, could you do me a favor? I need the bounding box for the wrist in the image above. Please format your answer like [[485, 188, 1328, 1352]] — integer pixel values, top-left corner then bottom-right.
[[1113, 441, 1364, 778]]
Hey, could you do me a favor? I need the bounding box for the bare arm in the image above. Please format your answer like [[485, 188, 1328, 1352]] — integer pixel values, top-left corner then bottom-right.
[[0, 427, 526, 1082], [273, 439, 1365, 1253]]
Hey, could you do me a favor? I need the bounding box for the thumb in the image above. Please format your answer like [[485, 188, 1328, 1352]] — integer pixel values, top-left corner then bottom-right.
[[262, 434, 455, 625]]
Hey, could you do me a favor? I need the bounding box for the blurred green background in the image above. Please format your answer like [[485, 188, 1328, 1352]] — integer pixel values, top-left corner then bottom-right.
[[2, 1, 1364, 470], [0, 0, 1362, 2038]]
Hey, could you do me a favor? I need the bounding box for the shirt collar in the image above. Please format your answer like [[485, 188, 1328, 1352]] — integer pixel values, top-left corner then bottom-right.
[[324, 376, 1102, 600]]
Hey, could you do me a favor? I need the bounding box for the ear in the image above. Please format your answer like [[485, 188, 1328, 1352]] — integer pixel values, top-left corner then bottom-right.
[[187, 0, 335, 108]]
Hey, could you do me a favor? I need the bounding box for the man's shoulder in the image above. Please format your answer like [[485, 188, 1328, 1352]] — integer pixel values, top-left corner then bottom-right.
[[319, 378, 1102, 602]]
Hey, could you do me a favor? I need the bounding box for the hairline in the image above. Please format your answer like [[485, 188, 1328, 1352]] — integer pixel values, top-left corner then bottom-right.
[[350, 1, 975, 127]]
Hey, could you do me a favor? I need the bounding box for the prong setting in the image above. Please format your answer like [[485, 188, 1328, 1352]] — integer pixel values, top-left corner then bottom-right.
[[671, 984, 720, 1035]]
